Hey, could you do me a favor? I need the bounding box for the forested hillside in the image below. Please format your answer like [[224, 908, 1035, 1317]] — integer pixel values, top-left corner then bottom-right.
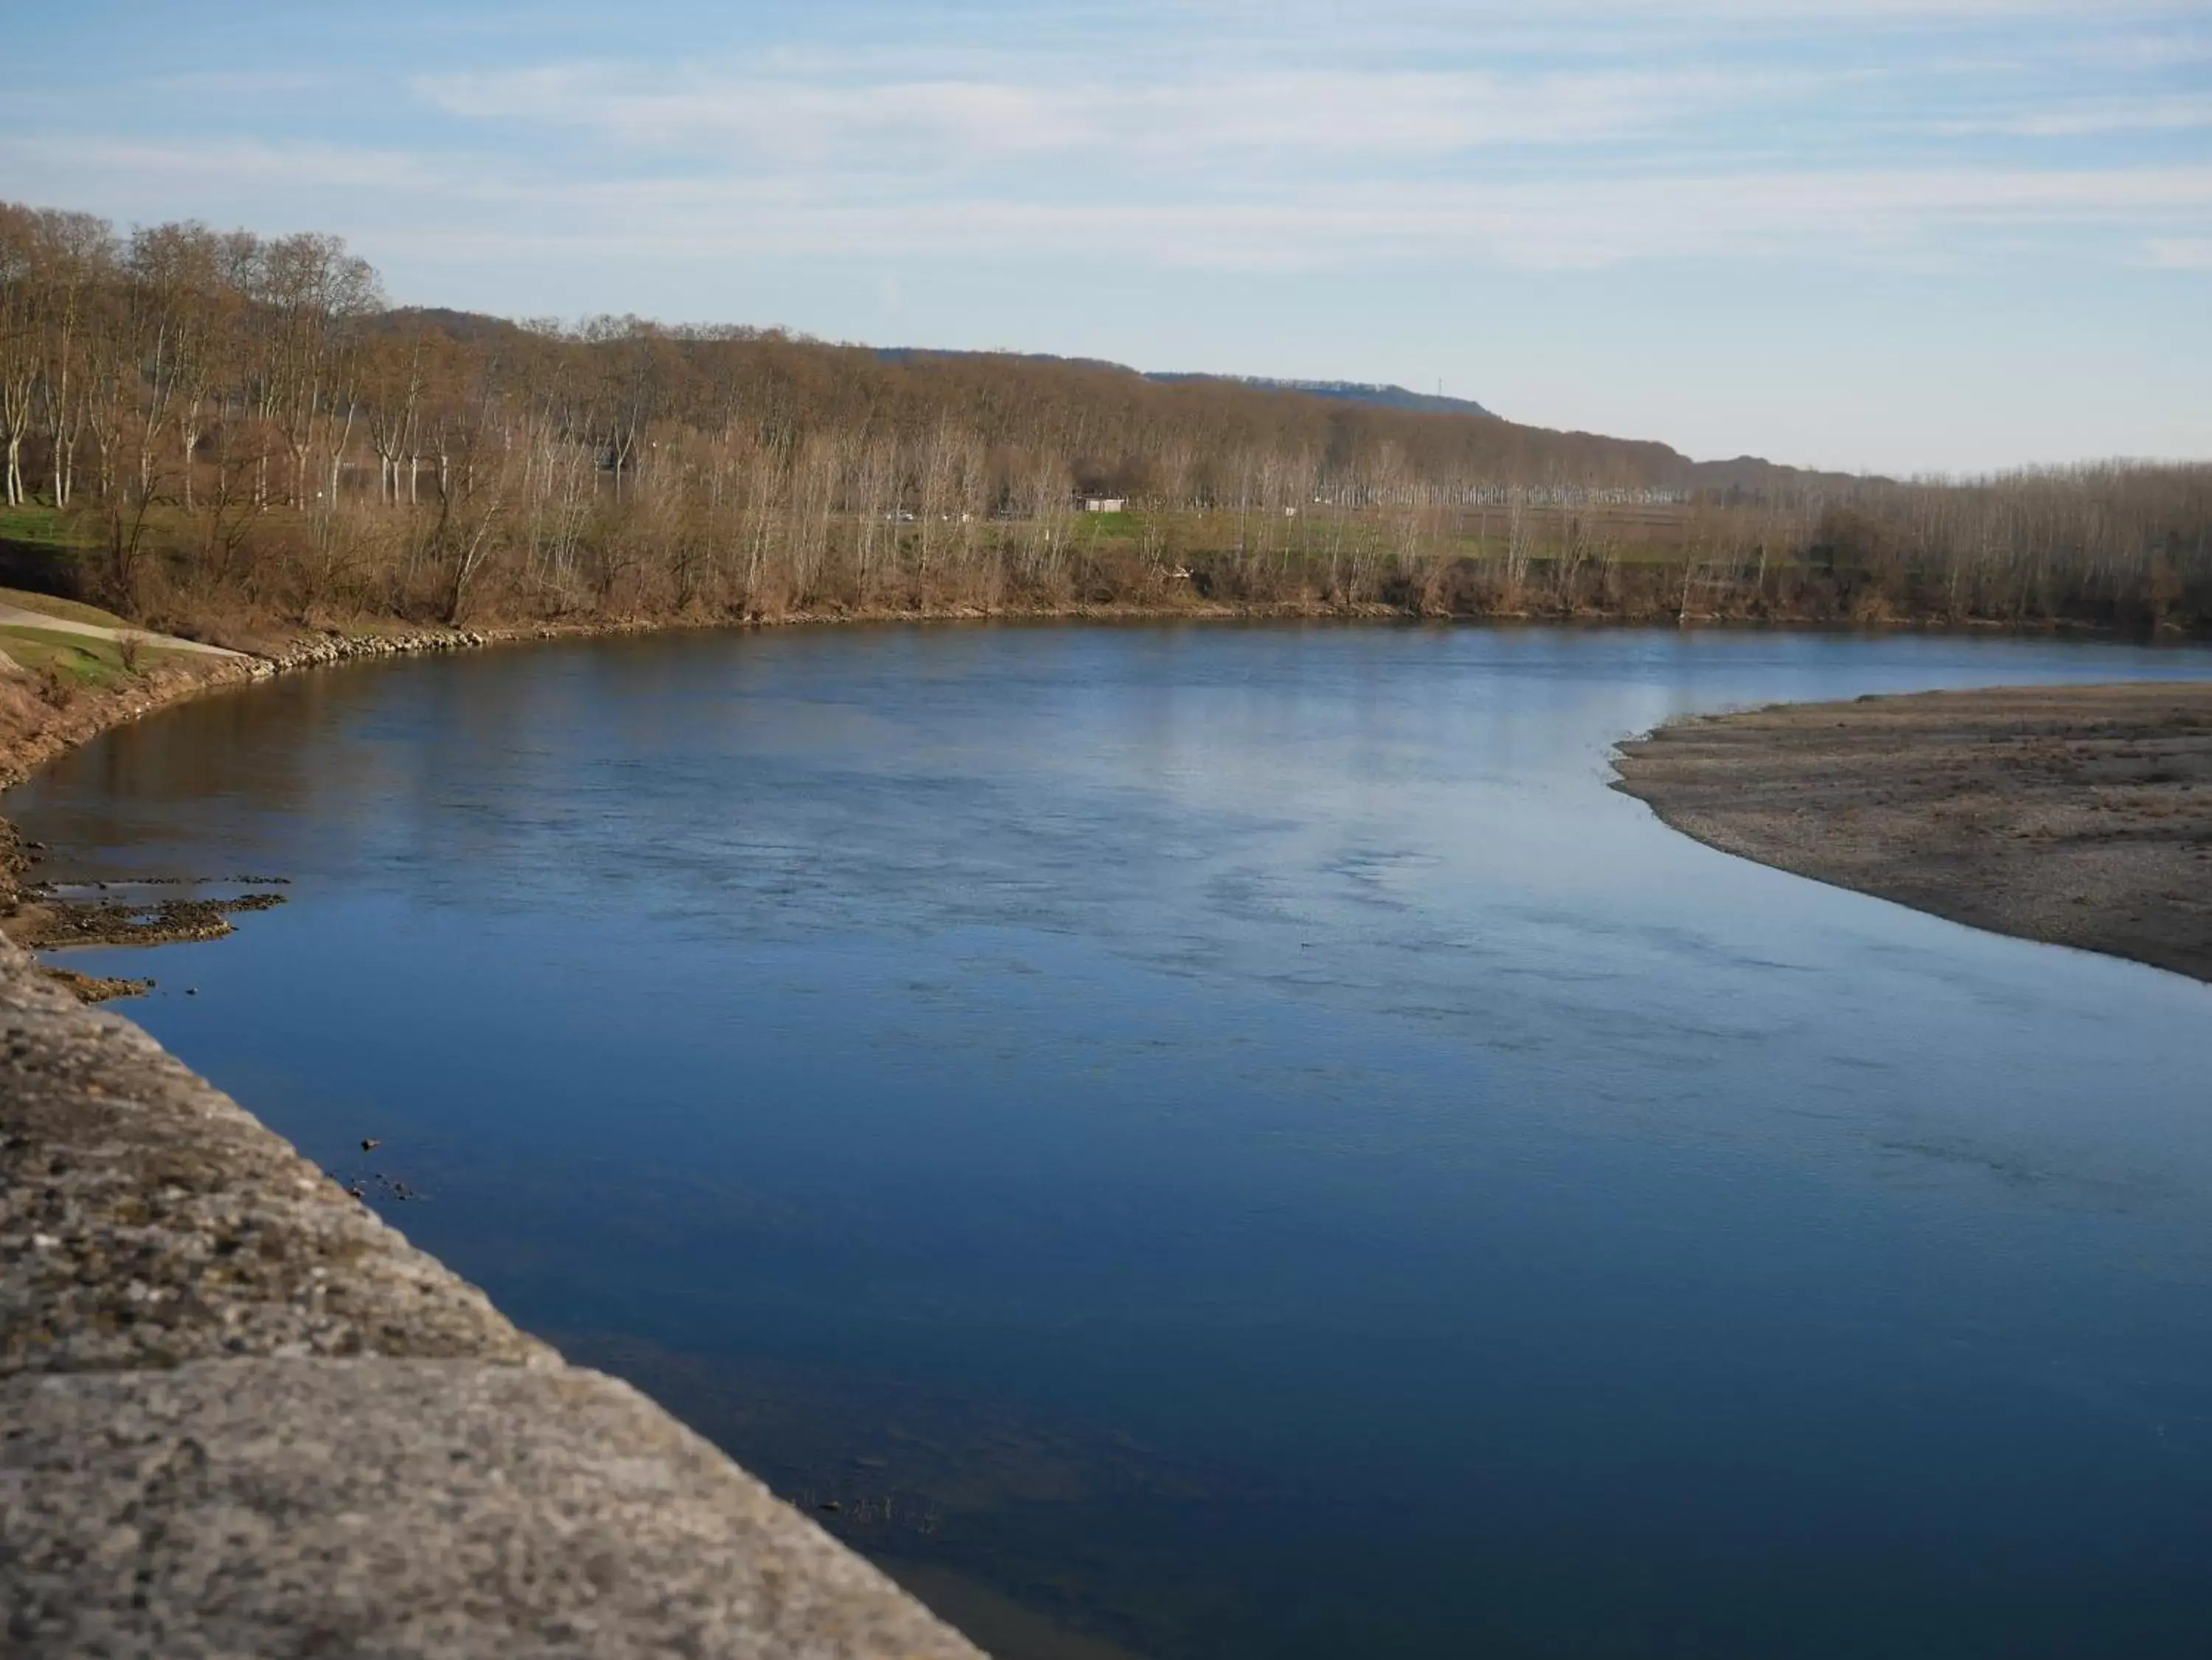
[[1, 200, 2205, 636]]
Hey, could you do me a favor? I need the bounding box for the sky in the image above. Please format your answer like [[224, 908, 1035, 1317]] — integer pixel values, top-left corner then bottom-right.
[[4, 1, 2208, 475]]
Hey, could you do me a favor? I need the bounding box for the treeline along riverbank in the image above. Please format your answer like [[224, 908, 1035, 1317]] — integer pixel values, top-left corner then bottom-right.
[[1, 198, 2208, 641]]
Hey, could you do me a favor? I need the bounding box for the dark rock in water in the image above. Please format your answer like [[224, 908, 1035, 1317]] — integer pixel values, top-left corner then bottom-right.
[[362, 1138, 381, 1151]]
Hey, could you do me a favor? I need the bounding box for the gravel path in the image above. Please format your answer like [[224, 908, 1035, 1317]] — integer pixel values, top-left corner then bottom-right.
[[0, 601, 245, 658]]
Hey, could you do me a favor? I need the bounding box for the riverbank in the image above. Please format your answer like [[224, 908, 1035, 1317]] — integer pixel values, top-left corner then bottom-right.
[[1613, 681, 2212, 983], [12, 620, 2211, 1656], [0, 600, 1347, 952], [0, 927, 983, 1659], [0, 616, 507, 979], [0, 606, 987, 1654], [11, 613, 2211, 984], [0, 594, 1408, 789]]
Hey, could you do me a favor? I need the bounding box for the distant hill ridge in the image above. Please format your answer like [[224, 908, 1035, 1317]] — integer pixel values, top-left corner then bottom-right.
[[380, 307, 1846, 491], [869, 348, 1493, 419], [1143, 374, 1492, 419]]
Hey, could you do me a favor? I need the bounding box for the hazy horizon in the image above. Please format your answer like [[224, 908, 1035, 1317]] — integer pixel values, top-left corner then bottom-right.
[[7, 0, 2208, 475]]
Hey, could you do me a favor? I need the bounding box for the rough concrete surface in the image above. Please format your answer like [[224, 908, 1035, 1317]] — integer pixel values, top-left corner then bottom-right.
[[0, 934, 983, 1659], [4, 1359, 979, 1660], [0, 955, 546, 1376]]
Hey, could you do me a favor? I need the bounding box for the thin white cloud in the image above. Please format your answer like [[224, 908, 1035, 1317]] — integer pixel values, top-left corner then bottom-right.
[[147, 70, 342, 97], [413, 61, 1814, 167], [27, 127, 2202, 273], [596, 165, 2212, 270], [13, 0, 2206, 284], [1077, 0, 2204, 57], [2145, 236, 2212, 268], [1935, 95, 2212, 136], [1105, 0, 2196, 26], [0, 136, 470, 198]]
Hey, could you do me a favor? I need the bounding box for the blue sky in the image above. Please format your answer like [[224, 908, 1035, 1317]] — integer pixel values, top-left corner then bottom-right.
[[5, 1, 2208, 473]]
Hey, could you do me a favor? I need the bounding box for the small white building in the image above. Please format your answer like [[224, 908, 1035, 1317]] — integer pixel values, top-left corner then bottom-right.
[[1082, 497, 1127, 513]]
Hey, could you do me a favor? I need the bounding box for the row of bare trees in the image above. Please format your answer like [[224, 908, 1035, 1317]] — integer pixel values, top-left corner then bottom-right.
[[1, 200, 2205, 634]]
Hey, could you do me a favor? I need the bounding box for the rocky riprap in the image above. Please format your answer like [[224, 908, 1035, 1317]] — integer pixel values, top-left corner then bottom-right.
[[246, 626, 495, 675]]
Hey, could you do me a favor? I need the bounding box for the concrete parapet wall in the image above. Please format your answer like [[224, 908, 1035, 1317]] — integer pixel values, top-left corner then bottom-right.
[[0, 934, 983, 1659]]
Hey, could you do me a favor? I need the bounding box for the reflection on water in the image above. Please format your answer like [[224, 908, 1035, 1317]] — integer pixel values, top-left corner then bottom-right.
[[11, 623, 2212, 1659]]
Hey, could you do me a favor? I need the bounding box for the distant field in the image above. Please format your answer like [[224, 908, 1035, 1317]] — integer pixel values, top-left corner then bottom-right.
[[1065, 501, 1785, 568], [0, 500, 1745, 570], [0, 505, 90, 548], [0, 506, 97, 608]]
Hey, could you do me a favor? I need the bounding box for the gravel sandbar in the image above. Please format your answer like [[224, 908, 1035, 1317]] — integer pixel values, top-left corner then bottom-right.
[[1613, 681, 2212, 982]]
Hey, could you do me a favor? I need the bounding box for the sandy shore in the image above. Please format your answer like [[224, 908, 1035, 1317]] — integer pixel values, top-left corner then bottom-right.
[[1613, 680, 2212, 983]]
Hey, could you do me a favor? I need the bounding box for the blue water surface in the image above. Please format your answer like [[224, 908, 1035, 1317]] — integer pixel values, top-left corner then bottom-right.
[[12, 624, 2212, 1659]]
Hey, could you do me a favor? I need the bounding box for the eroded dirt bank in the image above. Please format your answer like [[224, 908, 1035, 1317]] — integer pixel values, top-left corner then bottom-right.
[[1613, 681, 2212, 982]]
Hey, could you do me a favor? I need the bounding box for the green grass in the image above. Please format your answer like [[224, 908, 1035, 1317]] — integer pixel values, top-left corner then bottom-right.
[[0, 586, 133, 630], [0, 623, 188, 686], [0, 503, 94, 549]]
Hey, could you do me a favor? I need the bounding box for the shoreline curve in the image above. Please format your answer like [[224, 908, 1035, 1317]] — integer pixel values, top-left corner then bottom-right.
[[0, 618, 985, 1655], [7, 621, 2210, 1653], [1613, 680, 2212, 984]]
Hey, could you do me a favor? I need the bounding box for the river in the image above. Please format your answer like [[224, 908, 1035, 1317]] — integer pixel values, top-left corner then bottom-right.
[[11, 623, 2212, 1659]]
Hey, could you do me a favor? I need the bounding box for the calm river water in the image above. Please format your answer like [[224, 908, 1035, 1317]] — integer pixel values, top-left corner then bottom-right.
[[12, 624, 2212, 1659]]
